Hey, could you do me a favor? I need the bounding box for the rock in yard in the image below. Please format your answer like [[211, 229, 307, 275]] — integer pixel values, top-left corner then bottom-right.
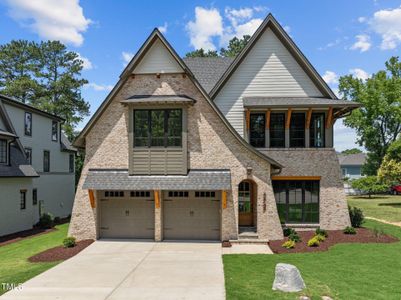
[[299, 296, 310, 300], [321, 297, 333, 300], [272, 263, 306, 292]]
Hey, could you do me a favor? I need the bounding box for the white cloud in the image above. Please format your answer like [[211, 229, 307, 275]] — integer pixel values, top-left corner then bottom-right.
[[122, 51, 134, 65], [158, 22, 168, 34], [371, 6, 401, 50], [318, 38, 342, 50], [225, 7, 254, 24], [186, 7, 223, 50], [85, 83, 113, 92], [76, 53, 92, 70], [350, 34, 371, 52], [283, 25, 291, 33], [234, 18, 263, 38], [358, 17, 367, 23], [350, 68, 370, 80], [5, 0, 91, 46], [322, 71, 338, 85]]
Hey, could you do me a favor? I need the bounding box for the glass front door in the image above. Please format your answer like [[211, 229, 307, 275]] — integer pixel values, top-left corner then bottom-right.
[[238, 181, 254, 226]]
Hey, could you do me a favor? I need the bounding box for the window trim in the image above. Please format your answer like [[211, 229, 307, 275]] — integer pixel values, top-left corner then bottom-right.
[[51, 120, 58, 142], [309, 112, 325, 148], [289, 112, 306, 148], [249, 112, 266, 148], [0, 139, 8, 165], [20, 190, 27, 210], [43, 150, 50, 172], [24, 112, 32, 137], [269, 112, 286, 148], [25, 147, 32, 165]]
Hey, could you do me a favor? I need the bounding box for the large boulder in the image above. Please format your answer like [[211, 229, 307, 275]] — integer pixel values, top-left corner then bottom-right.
[[272, 263, 306, 292]]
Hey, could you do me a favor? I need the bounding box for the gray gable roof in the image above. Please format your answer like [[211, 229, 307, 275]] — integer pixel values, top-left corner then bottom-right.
[[0, 145, 38, 177], [338, 153, 367, 166], [183, 57, 234, 93]]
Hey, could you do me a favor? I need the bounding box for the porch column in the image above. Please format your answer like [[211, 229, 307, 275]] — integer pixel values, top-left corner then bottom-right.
[[154, 190, 163, 241]]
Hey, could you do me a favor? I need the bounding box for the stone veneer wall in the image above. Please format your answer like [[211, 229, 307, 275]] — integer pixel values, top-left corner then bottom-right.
[[69, 74, 284, 241], [261, 148, 351, 229]]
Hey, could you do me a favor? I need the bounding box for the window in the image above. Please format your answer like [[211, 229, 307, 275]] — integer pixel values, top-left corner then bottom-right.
[[20, 190, 26, 210], [25, 148, 32, 165], [24, 112, 32, 136], [33, 188, 38, 205], [290, 113, 305, 148], [249, 113, 265, 147], [105, 191, 124, 197], [0, 139, 7, 164], [134, 109, 182, 147], [51, 121, 58, 141], [168, 191, 189, 197], [69, 154, 74, 173], [310, 113, 325, 147], [270, 113, 285, 148], [130, 191, 151, 197], [195, 191, 216, 198], [238, 181, 251, 213], [273, 180, 319, 224], [43, 150, 50, 172]]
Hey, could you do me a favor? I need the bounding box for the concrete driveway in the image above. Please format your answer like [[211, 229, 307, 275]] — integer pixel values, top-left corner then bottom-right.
[[1, 241, 225, 300]]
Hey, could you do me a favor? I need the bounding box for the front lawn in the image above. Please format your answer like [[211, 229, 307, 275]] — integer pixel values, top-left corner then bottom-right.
[[223, 220, 401, 300], [348, 195, 401, 222], [0, 223, 68, 295]]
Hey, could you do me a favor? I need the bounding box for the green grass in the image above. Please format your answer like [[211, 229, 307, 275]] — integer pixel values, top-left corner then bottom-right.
[[0, 223, 68, 295], [223, 220, 401, 300], [348, 195, 401, 222]]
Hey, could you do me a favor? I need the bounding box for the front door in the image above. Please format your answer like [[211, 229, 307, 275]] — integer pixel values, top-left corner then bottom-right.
[[238, 181, 254, 226]]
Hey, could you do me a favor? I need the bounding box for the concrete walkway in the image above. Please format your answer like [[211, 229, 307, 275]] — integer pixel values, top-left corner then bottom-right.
[[366, 216, 401, 227], [1, 241, 225, 300]]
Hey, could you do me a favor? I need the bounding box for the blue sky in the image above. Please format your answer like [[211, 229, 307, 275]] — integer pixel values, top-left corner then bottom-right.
[[1, 0, 401, 151]]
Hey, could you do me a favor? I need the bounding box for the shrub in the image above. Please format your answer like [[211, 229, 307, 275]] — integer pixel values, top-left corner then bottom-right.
[[349, 206, 365, 227], [37, 213, 54, 229], [344, 226, 357, 234], [63, 237, 76, 248], [307, 237, 320, 247], [373, 227, 385, 238], [54, 216, 61, 224], [282, 240, 296, 249], [350, 176, 388, 198], [315, 228, 328, 237], [288, 231, 301, 243], [315, 234, 326, 242], [283, 227, 295, 237]]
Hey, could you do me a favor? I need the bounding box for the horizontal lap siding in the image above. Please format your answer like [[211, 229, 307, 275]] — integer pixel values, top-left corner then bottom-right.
[[132, 149, 185, 175], [214, 28, 323, 137]]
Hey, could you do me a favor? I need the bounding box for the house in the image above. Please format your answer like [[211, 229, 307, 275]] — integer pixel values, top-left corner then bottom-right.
[[0, 94, 76, 236], [338, 152, 366, 195], [69, 14, 360, 242]]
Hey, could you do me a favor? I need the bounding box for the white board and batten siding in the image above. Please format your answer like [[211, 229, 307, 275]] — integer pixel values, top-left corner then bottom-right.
[[214, 28, 323, 137], [133, 39, 183, 74]]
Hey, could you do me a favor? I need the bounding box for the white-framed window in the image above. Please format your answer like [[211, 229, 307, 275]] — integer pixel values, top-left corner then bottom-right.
[[25, 147, 32, 165], [51, 121, 58, 141], [20, 190, 27, 210], [0, 139, 8, 164], [24, 112, 32, 136], [43, 150, 50, 172]]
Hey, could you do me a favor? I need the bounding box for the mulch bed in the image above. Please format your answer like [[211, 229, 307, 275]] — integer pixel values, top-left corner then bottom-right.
[[28, 239, 94, 262], [269, 228, 399, 254]]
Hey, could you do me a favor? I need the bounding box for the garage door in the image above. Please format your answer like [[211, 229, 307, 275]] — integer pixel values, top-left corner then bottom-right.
[[99, 190, 154, 239], [163, 191, 220, 240]]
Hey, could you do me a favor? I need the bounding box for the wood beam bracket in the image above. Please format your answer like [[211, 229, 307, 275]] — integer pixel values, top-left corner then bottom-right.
[[306, 108, 313, 129], [265, 109, 271, 129], [154, 190, 160, 209], [326, 107, 333, 128], [88, 189, 96, 208], [222, 190, 227, 209], [285, 108, 292, 129]]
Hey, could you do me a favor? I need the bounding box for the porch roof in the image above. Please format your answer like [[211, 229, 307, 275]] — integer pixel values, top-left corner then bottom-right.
[[243, 97, 360, 108], [120, 94, 196, 105], [83, 169, 232, 191]]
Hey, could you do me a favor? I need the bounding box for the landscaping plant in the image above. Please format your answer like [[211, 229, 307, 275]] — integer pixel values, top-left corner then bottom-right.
[[349, 206, 365, 227], [37, 213, 54, 229], [283, 227, 295, 237], [315, 228, 328, 237], [62, 237, 76, 248], [307, 236, 320, 247], [344, 226, 357, 234], [281, 240, 295, 249], [288, 231, 301, 243], [315, 234, 326, 242]]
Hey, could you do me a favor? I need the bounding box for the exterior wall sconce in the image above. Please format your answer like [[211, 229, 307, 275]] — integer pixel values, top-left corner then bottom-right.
[[246, 166, 252, 175]]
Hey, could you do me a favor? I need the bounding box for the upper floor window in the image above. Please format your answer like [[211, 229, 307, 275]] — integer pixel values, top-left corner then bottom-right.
[[249, 113, 265, 148], [69, 154, 74, 173], [310, 113, 325, 148], [33, 188, 38, 205], [134, 109, 182, 148], [20, 190, 26, 210], [24, 112, 32, 136], [0, 139, 8, 164], [51, 121, 58, 141], [43, 150, 50, 172], [270, 113, 285, 148], [25, 147, 32, 165], [290, 113, 305, 148]]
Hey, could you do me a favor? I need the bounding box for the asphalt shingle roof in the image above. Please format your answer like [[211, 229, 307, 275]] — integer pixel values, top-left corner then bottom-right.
[[122, 94, 196, 105], [183, 57, 234, 93], [243, 97, 360, 108], [338, 153, 367, 166], [0, 145, 38, 177], [83, 169, 232, 191]]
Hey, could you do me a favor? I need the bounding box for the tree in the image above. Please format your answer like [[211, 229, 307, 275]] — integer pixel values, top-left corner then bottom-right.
[[339, 56, 401, 175], [341, 148, 363, 155], [378, 138, 401, 185], [0, 40, 40, 103], [351, 176, 388, 198], [185, 49, 218, 58], [185, 35, 250, 58]]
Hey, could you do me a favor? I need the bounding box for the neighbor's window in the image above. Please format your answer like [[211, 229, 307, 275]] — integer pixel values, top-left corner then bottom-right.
[[33, 188, 38, 205], [273, 180, 319, 224], [134, 109, 182, 147], [24, 112, 32, 136], [69, 154, 74, 173], [43, 150, 50, 172], [25, 147, 32, 165], [290, 113, 305, 148], [51, 121, 58, 141], [310, 113, 325, 148], [249, 113, 265, 148], [270, 113, 285, 148], [20, 190, 27, 210], [0, 139, 7, 164]]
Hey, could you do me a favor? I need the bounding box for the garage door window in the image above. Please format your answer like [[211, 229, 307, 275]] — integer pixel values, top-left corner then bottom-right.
[[168, 191, 188, 197], [131, 191, 151, 197], [104, 191, 124, 197], [195, 191, 216, 198]]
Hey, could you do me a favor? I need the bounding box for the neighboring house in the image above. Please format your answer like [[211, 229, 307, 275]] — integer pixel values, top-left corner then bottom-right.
[[69, 14, 359, 242], [338, 153, 367, 195], [0, 94, 76, 236]]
